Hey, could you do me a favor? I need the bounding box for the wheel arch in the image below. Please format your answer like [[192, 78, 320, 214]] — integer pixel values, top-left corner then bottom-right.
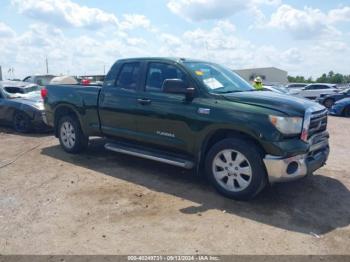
[[53, 104, 83, 137], [197, 128, 266, 174], [342, 104, 350, 117]]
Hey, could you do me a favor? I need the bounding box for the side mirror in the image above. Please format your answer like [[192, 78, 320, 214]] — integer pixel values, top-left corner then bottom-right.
[[163, 79, 194, 98]]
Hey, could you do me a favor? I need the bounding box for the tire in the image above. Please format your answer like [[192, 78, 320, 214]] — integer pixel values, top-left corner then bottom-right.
[[343, 106, 350, 118], [13, 111, 31, 133], [205, 138, 267, 200], [323, 98, 335, 109], [58, 115, 88, 154]]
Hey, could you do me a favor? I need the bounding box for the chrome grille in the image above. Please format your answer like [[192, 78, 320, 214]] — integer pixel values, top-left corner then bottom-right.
[[308, 109, 328, 139]]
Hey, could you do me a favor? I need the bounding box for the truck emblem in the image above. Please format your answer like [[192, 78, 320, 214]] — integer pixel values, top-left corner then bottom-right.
[[156, 131, 175, 138], [198, 108, 210, 115]]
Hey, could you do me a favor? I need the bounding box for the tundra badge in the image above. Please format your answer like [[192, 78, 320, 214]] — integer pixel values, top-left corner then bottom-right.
[[198, 108, 210, 115]]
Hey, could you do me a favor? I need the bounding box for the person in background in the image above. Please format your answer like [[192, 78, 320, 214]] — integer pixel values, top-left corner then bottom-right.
[[252, 76, 263, 90]]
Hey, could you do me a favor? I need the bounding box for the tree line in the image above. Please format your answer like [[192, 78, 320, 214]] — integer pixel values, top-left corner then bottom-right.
[[288, 71, 350, 84]]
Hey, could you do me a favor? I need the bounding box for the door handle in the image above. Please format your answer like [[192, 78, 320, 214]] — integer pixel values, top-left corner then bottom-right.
[[137, 98, 152, 105]]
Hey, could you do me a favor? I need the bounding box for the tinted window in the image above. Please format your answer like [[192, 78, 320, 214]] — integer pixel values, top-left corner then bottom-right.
[[23, 77, 33, 83], [289, 84, 306, 88], [146, 63, 187, 92], [305, 85, 317, 90], [36, 76, 54, 86], [116, 63, 140, 90]]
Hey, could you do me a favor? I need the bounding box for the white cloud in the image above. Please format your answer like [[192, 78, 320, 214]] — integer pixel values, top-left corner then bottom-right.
[[267, 4, 350, 39], [11, 0, 118, 29], [119, 14, 151, 30], [0, 22, 16, 38], [167, 0, 250, 21], [328, 6, 350, 23], [167, 0, 281, 21]]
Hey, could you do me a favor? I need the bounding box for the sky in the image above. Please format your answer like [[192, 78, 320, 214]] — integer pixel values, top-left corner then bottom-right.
[[0, 0, 349, 79]]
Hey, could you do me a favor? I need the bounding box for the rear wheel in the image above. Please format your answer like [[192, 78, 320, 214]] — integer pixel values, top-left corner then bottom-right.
[[323, 98, 335, 108], [13, 111, 31, 133], [343, 106, 350, 118], [58, 115, 88, 153], [205, 138, 267, 200]]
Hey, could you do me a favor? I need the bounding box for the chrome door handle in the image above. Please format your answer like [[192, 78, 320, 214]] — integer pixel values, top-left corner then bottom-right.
[[137, 98, 152, 105]]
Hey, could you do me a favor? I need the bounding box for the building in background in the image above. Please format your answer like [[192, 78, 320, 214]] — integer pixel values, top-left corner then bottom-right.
[[234, 67, 288, 85]]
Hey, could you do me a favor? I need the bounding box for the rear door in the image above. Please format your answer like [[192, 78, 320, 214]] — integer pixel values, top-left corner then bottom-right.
[[135, 61, 198, 155], [98, 62, 143, 140], [303, 85, 318, 99]]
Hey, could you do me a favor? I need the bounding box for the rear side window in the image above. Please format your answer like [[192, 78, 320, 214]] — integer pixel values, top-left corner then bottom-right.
[[146, 63, 187, 92], [319, 85, 330, 89], [116, 62, 140, 90]]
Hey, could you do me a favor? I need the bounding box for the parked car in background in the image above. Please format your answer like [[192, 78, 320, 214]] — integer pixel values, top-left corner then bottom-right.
[[263, 85, 290, 94], [0, 81, 49, 133], [77, 75, 105, 86], [285, 83, 308, 89], [329, 97, 350, 117], [316, 88, 350, 108], [289, 83, 338, 100], [23, 75, 56, 86]]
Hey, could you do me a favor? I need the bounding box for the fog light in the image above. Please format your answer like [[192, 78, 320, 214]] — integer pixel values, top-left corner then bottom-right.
[[287, 161, 299, 175]]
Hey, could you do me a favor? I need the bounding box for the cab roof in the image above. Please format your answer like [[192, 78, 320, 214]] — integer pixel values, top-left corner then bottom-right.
[[115, 57, 209, 64]]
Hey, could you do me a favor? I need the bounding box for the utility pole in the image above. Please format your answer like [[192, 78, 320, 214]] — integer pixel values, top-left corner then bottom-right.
[[46, 57, 49, 74], [103, 65, 106, 75], [0, 66, 2, 81]]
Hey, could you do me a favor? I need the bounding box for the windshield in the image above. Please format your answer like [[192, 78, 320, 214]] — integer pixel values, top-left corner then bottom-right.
[[184, 62, 253, 94]]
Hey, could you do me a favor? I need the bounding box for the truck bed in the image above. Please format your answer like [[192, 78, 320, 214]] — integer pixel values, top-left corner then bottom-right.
[[44, 84, 102, 136]]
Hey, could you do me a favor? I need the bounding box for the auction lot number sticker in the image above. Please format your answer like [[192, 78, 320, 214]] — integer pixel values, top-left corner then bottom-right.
[[128, 256, 220, 261]]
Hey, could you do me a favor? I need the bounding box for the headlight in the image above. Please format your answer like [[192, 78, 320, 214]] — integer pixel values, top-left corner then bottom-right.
[[269, 115, 303, 135]]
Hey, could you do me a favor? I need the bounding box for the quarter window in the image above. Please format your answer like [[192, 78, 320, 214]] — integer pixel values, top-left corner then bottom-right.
[[116, 62, 141, 90], [146, 63, 187, 92]]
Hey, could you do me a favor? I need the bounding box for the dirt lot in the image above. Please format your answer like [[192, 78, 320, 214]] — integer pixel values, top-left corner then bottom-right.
[[0, 116, 349, 255]]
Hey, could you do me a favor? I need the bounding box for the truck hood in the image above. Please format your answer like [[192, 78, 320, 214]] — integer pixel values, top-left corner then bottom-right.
[[223, 91, 323, 116]]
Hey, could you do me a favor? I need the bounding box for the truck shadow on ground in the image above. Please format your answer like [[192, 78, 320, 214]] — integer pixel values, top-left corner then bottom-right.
[[0, 126, 52, 138], [41, 138, 350, 236]]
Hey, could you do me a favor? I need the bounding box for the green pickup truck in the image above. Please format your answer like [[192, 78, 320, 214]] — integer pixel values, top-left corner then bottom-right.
[[42, 57, 329, 200]]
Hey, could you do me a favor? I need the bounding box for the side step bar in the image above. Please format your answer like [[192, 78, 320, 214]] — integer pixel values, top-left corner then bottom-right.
[[105, 143, 194, 169]]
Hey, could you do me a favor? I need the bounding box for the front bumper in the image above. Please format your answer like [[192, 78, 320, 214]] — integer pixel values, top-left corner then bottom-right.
[[329, 105, 343, 116], [263, 132, 329, 183]]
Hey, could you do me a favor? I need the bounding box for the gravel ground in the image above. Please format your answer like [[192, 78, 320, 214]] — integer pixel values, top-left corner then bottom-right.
[[0, 116, 349, 255]]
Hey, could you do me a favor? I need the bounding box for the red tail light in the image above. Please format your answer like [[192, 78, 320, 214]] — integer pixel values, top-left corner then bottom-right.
[[82, 79, 90, 86], [41, 87, 48, 99]]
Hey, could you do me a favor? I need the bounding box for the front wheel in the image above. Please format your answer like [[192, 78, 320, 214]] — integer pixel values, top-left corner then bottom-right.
[[58, 116, 88, 153], [13, 111, 31, 133], [205, 138, 267, 200], [323, 98, 334, 109], [343, 106, 350, 118]]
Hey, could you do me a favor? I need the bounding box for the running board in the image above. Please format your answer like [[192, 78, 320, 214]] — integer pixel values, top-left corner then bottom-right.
[[105, 142, 194, 169]]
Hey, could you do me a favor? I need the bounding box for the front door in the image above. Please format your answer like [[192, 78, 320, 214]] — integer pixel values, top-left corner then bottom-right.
[[135, 62, 199, 155], [98, 62, 142, 140]]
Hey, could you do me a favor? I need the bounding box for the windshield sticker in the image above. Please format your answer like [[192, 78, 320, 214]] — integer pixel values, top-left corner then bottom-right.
[[195, 70, 204, 76], [203, 78, 223, 89]]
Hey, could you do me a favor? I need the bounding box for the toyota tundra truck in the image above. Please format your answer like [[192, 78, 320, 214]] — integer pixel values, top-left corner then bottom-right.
[[42, 58, 330, 200]]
